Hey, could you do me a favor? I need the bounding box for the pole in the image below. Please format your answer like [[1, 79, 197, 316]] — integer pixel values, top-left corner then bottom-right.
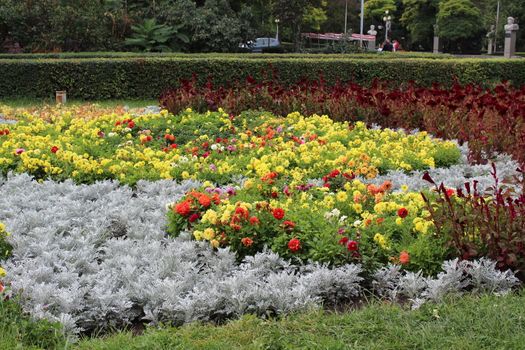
[[360, 0, 364, 47], [494, 1, 501, 53], [344, 0, 348, 34]]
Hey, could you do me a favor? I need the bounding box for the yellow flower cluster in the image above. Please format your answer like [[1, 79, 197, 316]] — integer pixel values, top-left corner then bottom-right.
[[0, 109, 460, 186], [0, 222, 9, 278]]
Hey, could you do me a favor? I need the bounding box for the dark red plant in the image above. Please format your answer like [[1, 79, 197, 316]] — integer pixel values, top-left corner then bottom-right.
[[421, 165, 525, 279]]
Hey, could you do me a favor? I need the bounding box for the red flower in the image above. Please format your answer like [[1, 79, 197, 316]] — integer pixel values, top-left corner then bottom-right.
[[445, 188, 455, 197], [188, 213, 200, 223], [272, 208, 285, 220], [338, 237, 349, 245], [288, 238, 301, 252], [50, 146, 59, 154], [283, 220, 295, 229], [329, 169, 340, 178], [397, 208, 408, 219], [170, 144, 178, 149], [399, 251, 410, 265], [347, 240, 359, 251], [249, 216, 260, 225], [174, 200, 191, 217], [127, 121, 135, 129], [241, 237, 254, 247], [0, 282, 4, 293], [235, 206, 249, 219]]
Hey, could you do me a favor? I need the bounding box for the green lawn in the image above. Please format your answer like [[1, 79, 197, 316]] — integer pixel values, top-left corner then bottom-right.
[[3, 292, 524, 350], [74, 293, 525, 350]]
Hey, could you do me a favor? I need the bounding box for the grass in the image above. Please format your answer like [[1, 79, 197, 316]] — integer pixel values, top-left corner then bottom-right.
[[72, 293, 525, 350], [0, 98, 157, 109], [3, 292, 522, 350]]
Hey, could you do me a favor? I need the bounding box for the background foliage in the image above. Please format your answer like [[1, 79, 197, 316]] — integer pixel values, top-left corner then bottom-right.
[[0, 0, 524, 54]]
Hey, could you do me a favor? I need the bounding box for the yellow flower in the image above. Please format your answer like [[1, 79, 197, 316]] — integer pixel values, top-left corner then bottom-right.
[[193, 230, 203, 241], [373, 233, 389, 250], [336, 191, 348, 202], [202, 210, 218, 225], [203, 228, 215, 240], [0, 266, 5, 277], [210, 239, 220, 248]]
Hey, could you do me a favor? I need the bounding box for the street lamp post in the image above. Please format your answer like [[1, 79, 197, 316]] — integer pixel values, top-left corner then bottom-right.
[[275, 18, 280, 42], [344, 0, 348, 34], [383, 10, 392, 42]]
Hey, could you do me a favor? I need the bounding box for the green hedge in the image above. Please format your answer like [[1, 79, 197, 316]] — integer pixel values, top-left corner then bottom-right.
[[0, 57, 524, 99], [0, 51, 452, 60]]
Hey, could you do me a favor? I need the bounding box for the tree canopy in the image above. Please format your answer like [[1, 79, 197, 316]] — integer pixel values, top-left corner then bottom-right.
[[0, 0, 523, 53]]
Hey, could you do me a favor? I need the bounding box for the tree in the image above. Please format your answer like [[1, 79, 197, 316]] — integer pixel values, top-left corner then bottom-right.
[[401, 0, 439, 49], [437, 0, 483, 51], [365, 0, 397, 20], [303, 3, 328, 32], [124, 18, 189, 52]]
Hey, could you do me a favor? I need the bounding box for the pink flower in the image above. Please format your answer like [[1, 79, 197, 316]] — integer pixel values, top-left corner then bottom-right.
[[15, 148, 25, 155]]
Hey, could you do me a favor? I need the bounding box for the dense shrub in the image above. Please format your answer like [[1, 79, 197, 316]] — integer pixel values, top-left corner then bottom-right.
[[1, 57, 525, 99], [0, 52, 454, 59]]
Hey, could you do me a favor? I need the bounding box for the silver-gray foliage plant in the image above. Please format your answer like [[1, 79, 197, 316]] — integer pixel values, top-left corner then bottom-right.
[[0, 174, 520, 334]]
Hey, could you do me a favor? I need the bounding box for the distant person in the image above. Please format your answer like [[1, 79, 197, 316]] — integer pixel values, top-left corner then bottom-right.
[[393, 40, 400, 52], [382, 40, 393, 52]]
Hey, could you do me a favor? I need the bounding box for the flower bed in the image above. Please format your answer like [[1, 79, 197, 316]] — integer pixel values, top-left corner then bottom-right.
[[0, 106, 523, 336], [0, 110, 459, 185], [161, 78, 525, 167]]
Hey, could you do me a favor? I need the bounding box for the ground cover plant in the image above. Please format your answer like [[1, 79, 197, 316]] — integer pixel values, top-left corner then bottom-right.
[[0, 104, 523, 345]]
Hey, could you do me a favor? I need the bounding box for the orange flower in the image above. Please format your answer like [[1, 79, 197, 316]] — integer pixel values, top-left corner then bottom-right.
[[241, 237, 254, 247], [198, 195, 211, 208], [174, 200, 191, 217], [399, 251, 410, 265]]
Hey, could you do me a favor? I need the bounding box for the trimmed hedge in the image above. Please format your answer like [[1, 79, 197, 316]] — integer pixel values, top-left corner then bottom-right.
[[0, 51, 453, 60], [0, 57, 524, 99]]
